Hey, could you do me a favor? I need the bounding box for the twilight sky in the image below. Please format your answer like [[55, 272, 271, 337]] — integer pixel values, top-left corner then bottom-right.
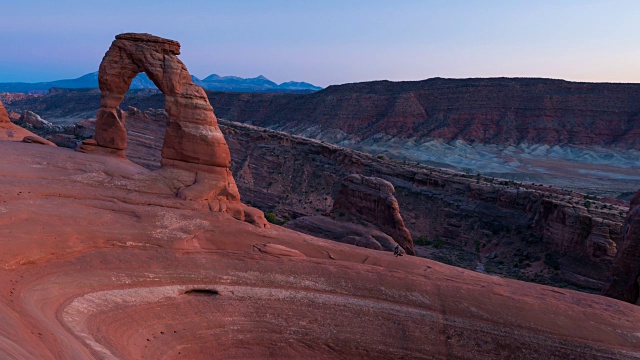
[[0, 0, 638, 87]]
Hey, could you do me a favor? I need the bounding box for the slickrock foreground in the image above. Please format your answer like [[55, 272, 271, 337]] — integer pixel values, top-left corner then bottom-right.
[[0, 137, 640, 358]]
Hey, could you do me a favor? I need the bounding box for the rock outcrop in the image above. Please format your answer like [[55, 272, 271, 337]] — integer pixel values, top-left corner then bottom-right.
[[285, 215, 404, 252], [604, 190, 640, 304], [22, 135, 56, 146], [0, 99, 54, 144], [332, 174, 413, 254], [287, 174, 413, 254], [17, 110, 59, 131], [78, 33, 266, 227]]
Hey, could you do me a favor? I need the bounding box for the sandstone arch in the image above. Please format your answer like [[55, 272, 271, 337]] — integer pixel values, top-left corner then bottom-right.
[[93, 33, 230, 167], [81, 33, 268, 228]]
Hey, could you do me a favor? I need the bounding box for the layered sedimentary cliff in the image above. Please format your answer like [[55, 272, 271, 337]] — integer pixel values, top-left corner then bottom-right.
[[62, 106, 625, 291], [210, 78, 640, 149], [221, 120, 627, 291], [5, 79, 640, 198], [6, 78, 640, 149]]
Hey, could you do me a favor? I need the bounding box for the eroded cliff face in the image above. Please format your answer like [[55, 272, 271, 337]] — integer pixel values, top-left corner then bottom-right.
[[286, 174, 414, 254], [11, 107, 628, 291], [6, 78, 640, 149], [331, 174, 414, 254], [220, 120, 626, 291], [206, 78, 640, 149], [604, 190, 640, 304]]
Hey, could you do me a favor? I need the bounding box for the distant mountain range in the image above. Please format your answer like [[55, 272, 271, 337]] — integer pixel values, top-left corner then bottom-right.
[[0, 72, 322, 94]]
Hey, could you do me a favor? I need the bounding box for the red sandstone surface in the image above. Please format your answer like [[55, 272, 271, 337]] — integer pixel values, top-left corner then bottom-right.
[[0, 100, 52, 145], [1, 140, 640, 358]]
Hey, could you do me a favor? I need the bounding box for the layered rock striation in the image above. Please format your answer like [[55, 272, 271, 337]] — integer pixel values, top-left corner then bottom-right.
[[220, 121, 628, 290], [331, 174, 414, 253]]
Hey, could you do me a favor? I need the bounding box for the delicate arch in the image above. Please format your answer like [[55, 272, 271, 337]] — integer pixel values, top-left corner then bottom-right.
[[94, 33, 230, 168]]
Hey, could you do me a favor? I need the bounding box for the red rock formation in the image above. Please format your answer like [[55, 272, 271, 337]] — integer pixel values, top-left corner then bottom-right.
[[0, 92, 41, 105], [22, 135, 56, 146], [0, 99, 54, 145], [205, 78, 640, 150], [0, 140, 639, 358], [286, 215, 405, 252], [78, 33, 266, 227], [88, 33, 230, 168], [331, 174, 414, 254], [604, 190, 640, 304], [286, 174, 413, 254], [0, 100, 8, 123]]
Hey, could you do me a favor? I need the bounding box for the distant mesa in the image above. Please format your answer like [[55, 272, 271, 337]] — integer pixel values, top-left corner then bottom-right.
[[0, 71, 322, 94]]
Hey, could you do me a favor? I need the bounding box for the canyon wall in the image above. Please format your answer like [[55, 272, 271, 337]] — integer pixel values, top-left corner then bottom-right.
[[219, 120, 626, 291], [5, 78, 640, 149], [22, 106, 627, 291]]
